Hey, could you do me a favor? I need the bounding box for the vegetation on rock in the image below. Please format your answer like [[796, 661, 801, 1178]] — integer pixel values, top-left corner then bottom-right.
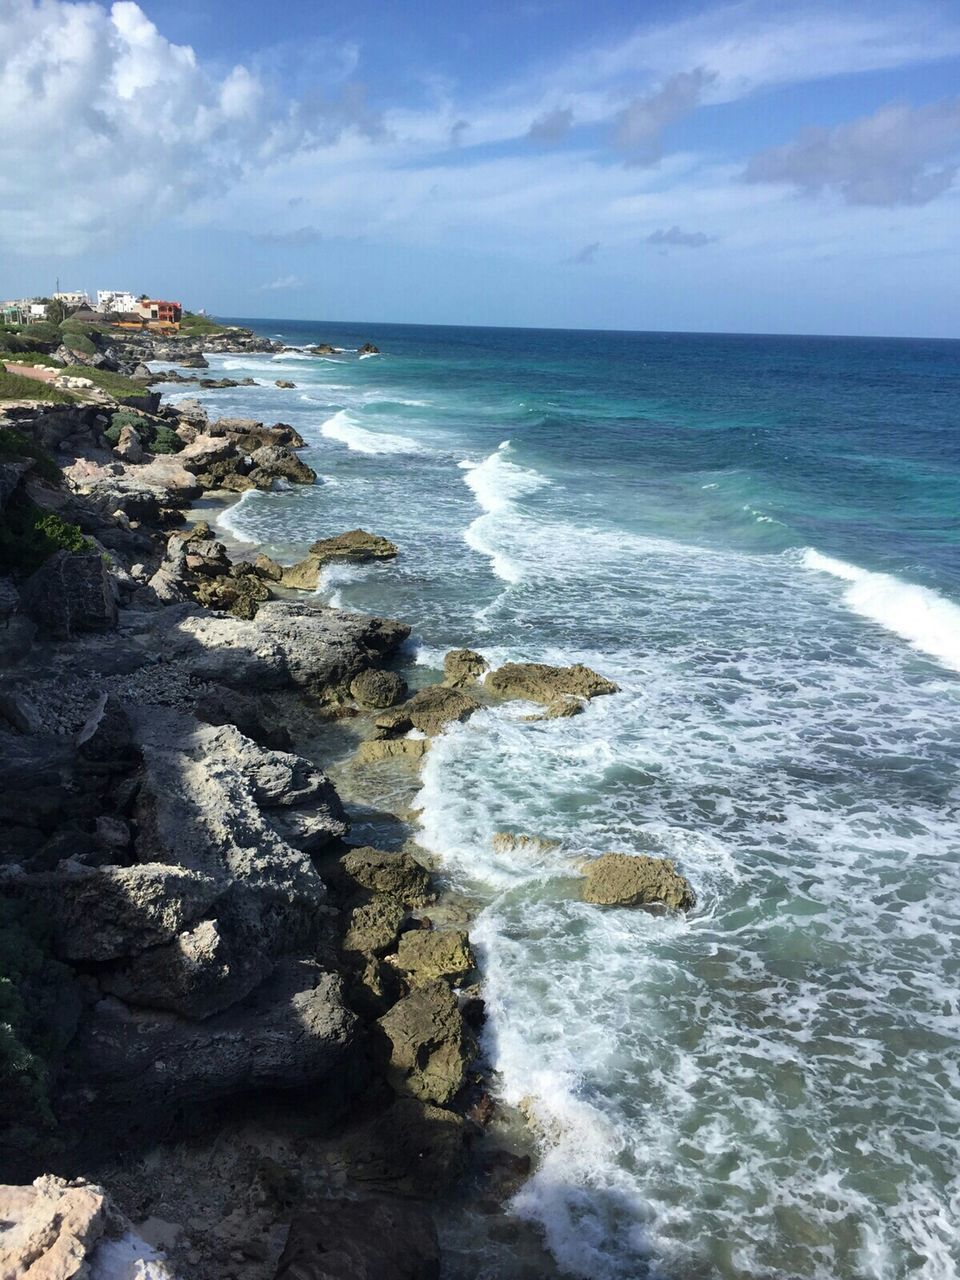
[[0, 491, 91, 576]]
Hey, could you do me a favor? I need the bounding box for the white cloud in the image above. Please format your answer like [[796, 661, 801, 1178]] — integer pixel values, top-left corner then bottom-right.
[[745, 98, 960, 205], [613, 70, 713, 164], [259, 274, 305, 291], [0, 0, 369, 255]]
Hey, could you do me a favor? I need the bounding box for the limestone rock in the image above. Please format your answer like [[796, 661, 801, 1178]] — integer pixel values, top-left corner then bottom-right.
[[275, 379, 296, 389], [350, 667, 407, 708], [339, 847, 434, 907], [115, 424, 143, 463], [377, 980, 474, 1106], [20, 551, 118, 639], [491, 832, 560, 857], [394, 928, 475, 986], [375, 685, 479, 738], [485, 661, 618, 703], [358, 342, 380, 355], [310, 344, 336, 356], [354, 738, 429, 765], [275, 1198, 439, 1280], [521, 695, 585, 721], [442, 648, 488, 689], [343, 896, 406, 957], [346, 1098, 468, 1198], [282, 529, 398, 591], [253, 552, 283, 582], [248, 444, 316, 487], [581, 852, 696, 911]]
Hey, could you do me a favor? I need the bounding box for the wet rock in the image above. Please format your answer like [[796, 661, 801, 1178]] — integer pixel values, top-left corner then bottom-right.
[[358, 342, 380, 355], [442, 648, 488, 689], [20, 550, 118, 639], [350, 667, 407, 708], [375, 685, 480, 739], [491, 832, 560, 857], [310, 345, 337, 356], [338, 847, 434, 907], [254, 552, 284, 582], [346, 1098, 468, 1198], [485, 661, 618, 703], [393, 928, 475, 986], [521, 695, 585, 721], [581, 852, 696, 911], [248, 444, 316, 487], [275, 1197, 439, 1280], [282, 529, 398, 591], [275, 379, 296, 389], [377, 980, 474, 1106], [354, 738, 429, 765]]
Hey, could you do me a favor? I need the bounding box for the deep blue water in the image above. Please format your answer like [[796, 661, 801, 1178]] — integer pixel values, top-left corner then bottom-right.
[[158, 322, 960, 1280]]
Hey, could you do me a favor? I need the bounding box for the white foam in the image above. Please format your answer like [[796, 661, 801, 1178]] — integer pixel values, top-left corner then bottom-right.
[[319, 409, 424, 455], [801, 548, 960, 674], [459, 442, 550, 584], [358, 350, 381, 359]]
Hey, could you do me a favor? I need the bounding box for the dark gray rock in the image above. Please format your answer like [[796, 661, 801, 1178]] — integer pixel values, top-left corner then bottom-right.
[[274, 1197, 440, 1280], [20, 550, 118, 639]]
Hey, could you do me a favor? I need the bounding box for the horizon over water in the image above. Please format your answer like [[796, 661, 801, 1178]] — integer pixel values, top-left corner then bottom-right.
[[155, 319, 959, 1279]]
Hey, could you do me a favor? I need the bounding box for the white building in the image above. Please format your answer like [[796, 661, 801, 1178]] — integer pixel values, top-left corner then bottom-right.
[[96, 289, 139, 315], [53, 290, 90, 307]]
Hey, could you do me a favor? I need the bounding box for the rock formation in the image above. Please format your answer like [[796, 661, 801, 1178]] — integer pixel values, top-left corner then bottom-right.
[[581, 852, 696, 911]]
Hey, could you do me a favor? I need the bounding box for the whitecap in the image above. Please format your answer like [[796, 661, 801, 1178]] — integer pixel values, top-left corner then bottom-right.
[[319, 409, 424, 455]]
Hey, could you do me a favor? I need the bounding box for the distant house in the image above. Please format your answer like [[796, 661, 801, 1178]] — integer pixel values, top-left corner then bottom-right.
[[68, 306, 103, 326], [53, 290, 90, 308], [96, 289, 138, 314], [135, 298, 182, 327]]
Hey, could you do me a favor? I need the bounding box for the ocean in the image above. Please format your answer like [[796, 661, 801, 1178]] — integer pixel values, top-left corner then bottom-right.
[[154, 321, 960, 1280]]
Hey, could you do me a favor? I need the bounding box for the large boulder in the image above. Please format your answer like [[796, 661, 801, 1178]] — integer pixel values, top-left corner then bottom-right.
[[354, 739, 429, 765], [442, 648, 488, 689], [20, 550, 117, 639], [393, 929, 475, 986], [275, 1198, 439, 1280], [377, 980, 474, 1106], [350, 668, 406, 709], [0, 1176, 177, 1280], [157, 601, 410, 697], [342, 896, 406, 958], [485, 661, 618, 703], [373, 685, 479, 739], [345, 1098, 468, 1198], [248, 444, 316, 487], [337, 847, 434, 907], [581, 853, 696, 911], [282, 530, 398, 591]]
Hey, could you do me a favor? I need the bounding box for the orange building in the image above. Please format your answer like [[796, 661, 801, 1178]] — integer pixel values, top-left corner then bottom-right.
[[135, 299, 182, 326]]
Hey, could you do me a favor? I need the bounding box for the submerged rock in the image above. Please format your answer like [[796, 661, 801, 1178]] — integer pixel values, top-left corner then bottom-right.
[[354, 738, 430, 765], [377, 979, 474, 1106], [442, 647, 488, 689], [491, 832, 560, 857], [485, 661, 618, 704], [521, 695, 585, 721], [374, 684, 480, 738], [581, 852, 696, 911], [281, 529, 398, 591]]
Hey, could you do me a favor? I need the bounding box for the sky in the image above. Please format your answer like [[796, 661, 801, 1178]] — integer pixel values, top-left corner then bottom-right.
[[1, 0, 960, 336]]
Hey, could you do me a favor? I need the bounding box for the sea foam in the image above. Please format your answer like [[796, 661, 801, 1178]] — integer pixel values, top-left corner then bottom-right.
[[801, 548, 960, 674], [459, 441, 550, 584], [319, 409, 424, 455]]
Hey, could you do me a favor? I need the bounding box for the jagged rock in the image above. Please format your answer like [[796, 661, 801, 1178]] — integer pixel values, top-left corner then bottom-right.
[[72, 960, 358, 1112], [177, 433, 239, 474], [0, 1175, 177, 1280], [76, 694, 134, 764], [115, 424, 143, 463], [358, 342, 380, 355], [491, 832, 560, 857], [442, 648, 488, 689], [346, 1098, 468, 1198], [282, 529, 398, 591], [338, 847, 434, 907], [581, 853, 696, 911], [393, 929, 475, 986], [377, 980, 474, 1106], [350, 668, 407, 708], [275, 1198, 440, 1280], [275, 379, 296, 389], [3, 861, 222, 962], [0, 578, 35, 664], [0, 692, 41, 735], [157, 600, 410, 696], [0, 458, 33, 510], [354, 739, 429, 765], [485, 661, 619, 703], [248, 444, 316, 487], [100, 917, 273, 1019], [20, 551, 118, 639], [375, 685, 479, 738], [343, 896, 406, 957], [254, 552, 283, 582], [178, 352, 208, 368], [521, 695, 585, 721], [310, 345, 337, 356]]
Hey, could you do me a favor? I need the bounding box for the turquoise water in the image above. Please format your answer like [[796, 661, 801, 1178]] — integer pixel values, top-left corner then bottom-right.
[[155, 323, 960, 1279]]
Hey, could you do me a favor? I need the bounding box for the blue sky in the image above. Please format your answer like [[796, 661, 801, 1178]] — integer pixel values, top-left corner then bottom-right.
[[2, 0, 960, 335]]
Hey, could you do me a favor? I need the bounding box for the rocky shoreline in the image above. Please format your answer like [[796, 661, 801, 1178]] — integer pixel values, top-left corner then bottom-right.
[[0, 332, 694, 1279]]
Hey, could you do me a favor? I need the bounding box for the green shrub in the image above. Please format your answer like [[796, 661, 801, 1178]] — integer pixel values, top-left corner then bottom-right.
[[0, 428, 61, 483], [0, 899, 77, 1167], [21, 321, 60, 343], [102, 424, 121, 446], [61, 331, 97, 356], [0, 492, 91, 577], [0, 370, 75, 404], [62, 366, 144, 401], [150, 424, 182, 454]]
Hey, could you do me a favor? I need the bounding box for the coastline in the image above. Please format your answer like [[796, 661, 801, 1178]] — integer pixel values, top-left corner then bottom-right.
[[0, 328, 580, 1279]]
